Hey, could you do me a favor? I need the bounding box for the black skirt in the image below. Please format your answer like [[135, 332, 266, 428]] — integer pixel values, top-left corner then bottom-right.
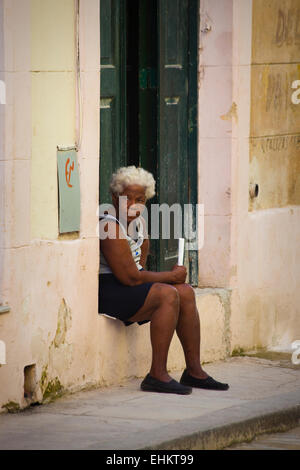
[[98, 269, 154, 326]]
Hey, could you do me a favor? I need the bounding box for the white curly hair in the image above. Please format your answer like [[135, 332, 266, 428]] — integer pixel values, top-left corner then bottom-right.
[[110, 165, 156, 200]]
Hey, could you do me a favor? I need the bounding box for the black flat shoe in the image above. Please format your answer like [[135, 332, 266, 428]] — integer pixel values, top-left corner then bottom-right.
[[141, 373, 192, 395], [180, 369, 229, 391]]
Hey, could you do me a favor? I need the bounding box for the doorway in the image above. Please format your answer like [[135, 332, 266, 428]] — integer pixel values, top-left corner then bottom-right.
[[100, 0, 198, 284]]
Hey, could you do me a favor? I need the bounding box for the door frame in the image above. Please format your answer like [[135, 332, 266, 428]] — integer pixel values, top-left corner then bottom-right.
[[99, 0, 199, 285], [187, 0, 199, 285]]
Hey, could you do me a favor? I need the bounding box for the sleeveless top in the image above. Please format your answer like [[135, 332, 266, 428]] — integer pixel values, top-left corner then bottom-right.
[[99, 214, 144, 274]]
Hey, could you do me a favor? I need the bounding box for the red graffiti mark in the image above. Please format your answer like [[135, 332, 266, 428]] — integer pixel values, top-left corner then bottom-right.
[[65, 158, 74, 188]]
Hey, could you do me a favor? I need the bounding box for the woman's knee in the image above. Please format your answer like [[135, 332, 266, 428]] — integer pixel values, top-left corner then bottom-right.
[[175, 283, 195, 303], [150, 283, 180, 309]]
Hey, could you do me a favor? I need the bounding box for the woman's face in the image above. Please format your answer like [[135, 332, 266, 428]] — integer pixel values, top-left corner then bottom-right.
[[113, 184, 146, 222]]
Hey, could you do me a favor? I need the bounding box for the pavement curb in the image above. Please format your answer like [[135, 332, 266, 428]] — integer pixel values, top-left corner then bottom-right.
[[142, 405, 300, 450]]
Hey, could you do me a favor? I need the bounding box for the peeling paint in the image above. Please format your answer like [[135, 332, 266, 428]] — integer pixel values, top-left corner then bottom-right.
[[198, 65, 205, 85], [220, 102, 237, 122], [54, 298, 72, 348]]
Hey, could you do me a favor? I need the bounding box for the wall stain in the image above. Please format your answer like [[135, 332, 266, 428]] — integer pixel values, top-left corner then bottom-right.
[[42, 377, 63, 401], [275, 7, 300, 48], [220, 102, 238, 122], [1, 401, 21, 413], [39, 299, 73, 403], [53, 298, 72, 348]]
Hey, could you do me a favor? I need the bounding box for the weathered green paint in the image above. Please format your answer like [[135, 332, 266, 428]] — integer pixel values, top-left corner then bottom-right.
[[100, 0, 127, 205], [57, 149, 80, 233], [157, 0, 189, 274]]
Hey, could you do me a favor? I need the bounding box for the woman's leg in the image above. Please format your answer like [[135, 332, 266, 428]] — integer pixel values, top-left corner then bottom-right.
[[173, 283, 208, 379], [127, 283, 180, 382]]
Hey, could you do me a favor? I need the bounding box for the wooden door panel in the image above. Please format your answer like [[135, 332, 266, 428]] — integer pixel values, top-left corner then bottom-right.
[[100, 0, 126, 205], [158, 0, 189, 272]]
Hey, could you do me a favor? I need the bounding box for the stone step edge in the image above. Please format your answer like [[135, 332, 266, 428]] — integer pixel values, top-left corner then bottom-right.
[[141, 405, 300, 450]]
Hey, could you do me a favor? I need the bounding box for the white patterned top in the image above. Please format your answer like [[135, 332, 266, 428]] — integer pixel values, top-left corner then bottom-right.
[[99, 214, 145, 274]]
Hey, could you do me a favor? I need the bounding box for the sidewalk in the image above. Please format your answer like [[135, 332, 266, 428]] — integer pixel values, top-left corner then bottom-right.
[[0, 355, 299, 450]]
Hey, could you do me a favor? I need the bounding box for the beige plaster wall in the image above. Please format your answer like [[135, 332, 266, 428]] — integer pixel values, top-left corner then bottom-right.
[[30, 0, 76, 239], [249, 0, 300, 211], [230, 0, 300, 352], [0, 0, 103, 411], [197, 0, 300, 353], [198, 0, 234, 288]]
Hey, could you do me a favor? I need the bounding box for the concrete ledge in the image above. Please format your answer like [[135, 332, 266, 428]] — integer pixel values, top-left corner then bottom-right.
[[97, 288, 232, 386]]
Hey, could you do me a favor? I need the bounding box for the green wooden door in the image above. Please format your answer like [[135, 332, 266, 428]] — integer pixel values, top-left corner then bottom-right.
[[99, 0, 127, 205], [99, 0, 198, 284], [157, 0, 190, 274], [137, 0, 159, 272]]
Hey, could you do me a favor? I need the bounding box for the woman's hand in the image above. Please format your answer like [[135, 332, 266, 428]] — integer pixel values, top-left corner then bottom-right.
[[170, 264, 187, 284], [100, 220, 188, 286]]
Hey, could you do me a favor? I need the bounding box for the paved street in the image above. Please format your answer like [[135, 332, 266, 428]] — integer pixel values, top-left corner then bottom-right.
[[0, 356, 299, 450], [226, 426, 300, 450]]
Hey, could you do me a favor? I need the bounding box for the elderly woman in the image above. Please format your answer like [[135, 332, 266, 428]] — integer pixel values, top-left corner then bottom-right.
[[99, 166, 229, 394]]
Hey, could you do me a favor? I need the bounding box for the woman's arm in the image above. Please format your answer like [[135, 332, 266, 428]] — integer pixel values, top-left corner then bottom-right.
[[100, 220, 186, 286], [139, 215, 149, 269], [139, 238, 149, 269]]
